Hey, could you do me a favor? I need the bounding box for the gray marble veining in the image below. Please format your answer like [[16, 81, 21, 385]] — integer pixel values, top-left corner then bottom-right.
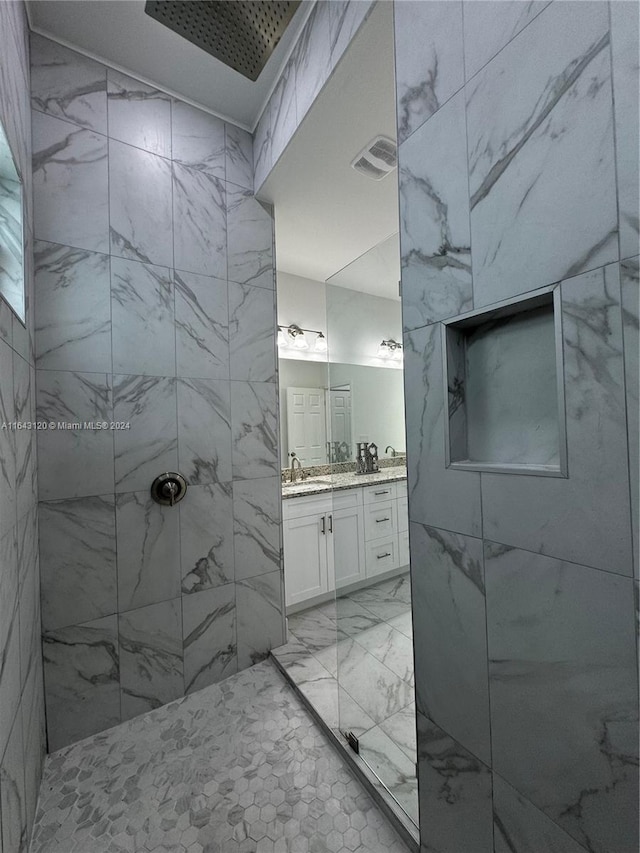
[[119, 598, 183, 721], [485, 541, 638, 853], [36, 369, 113, 501], [42, 614, 120, 752], [228, 281, 276, 382], [358, 725, 417, 820], [39, 494, 117, 631], [394, 0, 464, 145], [416, 710, 493, 853], [608, 0, 639, 262], [0, 338, 16, 538], [172, 99, 225, 178], [110, 256, 175, 376], [236, 571, 284, 669], [224, 122, 253, 190], [182, 583, 237, 694], [403, 324, 482, 537], [410, 523, 490, 765], [177, 377, 232, 486], [270, 56, 297, 166], [174, 269, 229, 381], [32, 110, 109, 254], [621, 257, 639, 575], [233, 475, 281, 581], [231, 381, 278, 480], [30, 32, 107, 133], [34, 239, 111, 372], [467, 1, 617, 307], [462, 1, 550, 81], [113, 374, 177, 493], [180, 482, 234, 593], [292, 1, 331, 126], [109, 138, 173, 267], [226, 185, 274, 289], [173, 162, 226, 279], [1, 705, 27, 853], [107, 69, 171, 157], [399, 90, 472, 330], [116, 490, 180, 612]]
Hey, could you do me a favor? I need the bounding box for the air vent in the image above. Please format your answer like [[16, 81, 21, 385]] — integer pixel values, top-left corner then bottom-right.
[[351, 135, 397, 181], [145, 1, 301, 82]]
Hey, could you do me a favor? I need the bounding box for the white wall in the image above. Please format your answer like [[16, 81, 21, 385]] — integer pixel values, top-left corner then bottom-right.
[[277, 270, 402, 368]]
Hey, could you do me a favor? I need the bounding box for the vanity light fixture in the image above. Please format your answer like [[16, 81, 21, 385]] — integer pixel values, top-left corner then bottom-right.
[[278, 324, 328, 353], [377, 339, 403, 360]]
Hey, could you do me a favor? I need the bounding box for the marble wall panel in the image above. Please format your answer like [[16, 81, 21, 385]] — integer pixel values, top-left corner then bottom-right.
[[467, 1, 617, 307], [34, 240, 111, 372], [410, 523, 490, 764], [394, 1, 464, 145], [398, 91, 472, 331], [485, 542, 638, 853], [610, 0, 640, 261], [107, 69, 171, 157]]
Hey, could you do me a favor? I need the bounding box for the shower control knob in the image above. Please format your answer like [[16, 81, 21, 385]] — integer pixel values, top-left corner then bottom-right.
[[150, 472, 188, 507]]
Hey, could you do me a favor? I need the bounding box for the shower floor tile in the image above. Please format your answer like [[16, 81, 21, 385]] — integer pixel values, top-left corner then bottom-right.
[[30, 659, 410, 853], [273, 573, 418, 827]]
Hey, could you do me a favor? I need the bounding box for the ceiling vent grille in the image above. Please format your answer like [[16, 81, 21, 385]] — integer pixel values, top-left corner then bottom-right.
[[145, 1, 301, 81], [351, 135, 397, 181]]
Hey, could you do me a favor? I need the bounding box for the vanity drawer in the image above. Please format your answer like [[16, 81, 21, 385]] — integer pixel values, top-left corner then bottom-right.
[[283, 494, 332, 520], [365, 536, 398, 577], [363, 483, 396, 505], [332, 487, 362, 510], [364, 500, 396, 541]]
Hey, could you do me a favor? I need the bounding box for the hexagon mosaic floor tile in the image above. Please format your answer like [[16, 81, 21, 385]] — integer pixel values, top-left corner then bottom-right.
[[29, 659, 411, 853]]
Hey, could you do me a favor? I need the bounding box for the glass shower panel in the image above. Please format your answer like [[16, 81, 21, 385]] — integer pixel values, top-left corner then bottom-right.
[[325, 236, 418, 826]]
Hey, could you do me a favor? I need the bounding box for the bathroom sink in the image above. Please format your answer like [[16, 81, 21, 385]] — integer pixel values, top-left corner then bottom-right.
[[282, 478, 332, 490]]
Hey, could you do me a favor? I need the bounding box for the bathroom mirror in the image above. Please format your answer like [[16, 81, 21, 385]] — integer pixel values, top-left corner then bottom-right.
[[279, 360, 405, 466], [0, 117, 25, 322]]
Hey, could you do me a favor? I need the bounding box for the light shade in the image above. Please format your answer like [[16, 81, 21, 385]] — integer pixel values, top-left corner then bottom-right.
[[315, 333, 327, 353], [277, 328, 287, 347]]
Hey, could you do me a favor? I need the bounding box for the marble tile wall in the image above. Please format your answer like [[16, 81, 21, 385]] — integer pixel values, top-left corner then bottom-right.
[[253, 0, 375, 191], [394, 2, 639, 851], [30, 34, 285, 753], [0, 3, 46, 853]]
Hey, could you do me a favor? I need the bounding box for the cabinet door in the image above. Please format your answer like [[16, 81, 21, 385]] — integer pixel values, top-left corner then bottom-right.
[[331, 504, 365, 590], [283, 514, 329, 607]]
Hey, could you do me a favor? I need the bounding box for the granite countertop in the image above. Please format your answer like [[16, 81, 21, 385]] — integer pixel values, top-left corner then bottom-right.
[[281, 465, 407, 499]]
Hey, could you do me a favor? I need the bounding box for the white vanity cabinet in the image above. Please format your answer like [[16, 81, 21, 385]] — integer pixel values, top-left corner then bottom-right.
[[283, 478, 409, 609]]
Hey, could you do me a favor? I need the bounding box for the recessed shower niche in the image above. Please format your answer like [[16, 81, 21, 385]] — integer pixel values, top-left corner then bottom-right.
[[442, 286, 567, 476]]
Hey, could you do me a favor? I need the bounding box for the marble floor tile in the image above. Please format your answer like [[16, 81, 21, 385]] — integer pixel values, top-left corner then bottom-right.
[[287, 609, 343, 653], [355, 623, 414, 686], [379, 704, 416, 762], [0, 707, 27, 853], [358, 726, 418, 821], [387, 612, 413, 640], [337, 639, 413, 727], [30, 660, 410, 853]]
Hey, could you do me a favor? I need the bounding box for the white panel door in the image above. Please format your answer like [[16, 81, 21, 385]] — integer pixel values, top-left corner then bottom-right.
[[330, 504, 366, 589], [328, 389, 353, 460], [286, 387, 327, 466]]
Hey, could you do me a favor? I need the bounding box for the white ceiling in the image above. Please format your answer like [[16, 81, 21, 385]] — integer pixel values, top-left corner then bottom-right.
[[26, 0, 312, 129], [259, 1, 400, 298]]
